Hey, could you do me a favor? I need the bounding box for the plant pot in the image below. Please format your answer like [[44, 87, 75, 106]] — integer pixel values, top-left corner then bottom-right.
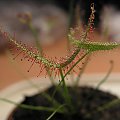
[[0, 73, 120, 120]]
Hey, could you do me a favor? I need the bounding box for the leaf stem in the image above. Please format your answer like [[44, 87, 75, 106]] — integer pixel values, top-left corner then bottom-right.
[[74, 54, 91, 86], [28, 22, 42, 55], [0, 98, 64, 113], [46, 104, 66, 120], [64, 51, 90, 79], [59, 69, 71, 104], [96, 60, 114, 89], [85, 98, 120, 118]]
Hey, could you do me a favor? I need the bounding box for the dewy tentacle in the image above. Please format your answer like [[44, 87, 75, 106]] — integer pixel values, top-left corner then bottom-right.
[[60, 48, 81, 68], [0, 3, 96, 70], [6, 32, 60, 68], [71, 40, 120, 52], [1, 30, 83, 69]]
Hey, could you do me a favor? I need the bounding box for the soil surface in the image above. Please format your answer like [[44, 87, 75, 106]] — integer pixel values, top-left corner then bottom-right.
[[8, 86, 120, 120]]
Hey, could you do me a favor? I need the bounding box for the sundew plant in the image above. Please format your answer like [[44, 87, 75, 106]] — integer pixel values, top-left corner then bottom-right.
[[0, 3, 120, 120]]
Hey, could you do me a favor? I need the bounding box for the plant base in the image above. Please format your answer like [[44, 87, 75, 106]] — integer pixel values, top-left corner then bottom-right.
[[8, 86, 120, 120]]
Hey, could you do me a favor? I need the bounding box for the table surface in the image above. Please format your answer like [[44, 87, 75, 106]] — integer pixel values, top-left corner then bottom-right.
[[0, 37, 120, 90]]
